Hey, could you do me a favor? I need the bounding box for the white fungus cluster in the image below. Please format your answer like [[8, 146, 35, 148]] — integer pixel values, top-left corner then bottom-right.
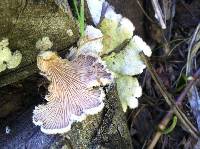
[[116, 75, 142, 112], [32, 0, 153, 135], [78, 25, 103, 55], [86, 0, 105, 25], [86, 0, 152, 112], [104, 35, 152, 76], [99, 5, 135, 55], [0, 38, 22, 72]]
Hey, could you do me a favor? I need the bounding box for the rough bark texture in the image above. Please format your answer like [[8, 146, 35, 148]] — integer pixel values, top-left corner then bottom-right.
[[0, 0, 79, 87], [0, 85, 132, 149]]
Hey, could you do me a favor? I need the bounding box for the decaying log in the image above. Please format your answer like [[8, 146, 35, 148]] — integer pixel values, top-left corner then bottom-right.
[[0, 0, 79, 87]]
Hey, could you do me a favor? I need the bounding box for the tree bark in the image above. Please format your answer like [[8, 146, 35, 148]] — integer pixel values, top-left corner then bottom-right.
[[0, 0, 79, 87]]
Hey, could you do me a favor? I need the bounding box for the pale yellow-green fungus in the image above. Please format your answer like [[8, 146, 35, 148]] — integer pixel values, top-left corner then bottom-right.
[[116, 75, 142, 112], [103, 35, 152, 76], [0, 38, 22, 72]]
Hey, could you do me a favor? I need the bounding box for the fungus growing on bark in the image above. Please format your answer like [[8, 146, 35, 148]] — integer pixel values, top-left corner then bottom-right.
[[103, 35, 152, 76], [35, 37, 53, 51], [116, 75, 142, 112], [78, 25, 103, 56], [0, 38, 22, 72], [86, 0, 153, 112], [33, 51, 112, 134]]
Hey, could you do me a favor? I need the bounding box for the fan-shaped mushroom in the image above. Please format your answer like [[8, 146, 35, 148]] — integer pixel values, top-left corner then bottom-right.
[[33, 51, 112, 134]]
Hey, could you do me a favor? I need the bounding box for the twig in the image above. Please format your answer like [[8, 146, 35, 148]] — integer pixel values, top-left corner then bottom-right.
[[186, 23, 200, 76], [151, 0, 166, 29], [147, 68, 200, 149], [169, 0, 176, 40], [136, 0, 155, 23], [140, 53, 200, 148], [148, 111, 173, 149], [161, 29, 171, 55]]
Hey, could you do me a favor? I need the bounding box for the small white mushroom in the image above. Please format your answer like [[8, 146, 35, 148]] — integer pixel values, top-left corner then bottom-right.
[[33, 51, 112, 134]]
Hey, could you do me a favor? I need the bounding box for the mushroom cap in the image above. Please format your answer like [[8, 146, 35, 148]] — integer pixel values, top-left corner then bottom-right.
[[33, 51, 112, 134]]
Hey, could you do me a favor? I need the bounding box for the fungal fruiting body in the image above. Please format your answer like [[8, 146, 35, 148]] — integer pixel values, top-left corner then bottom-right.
[[35, 37, 53, 51], [86, 0, 105, 25], [86, 0, 152, 112], [116, 75, 142, 112], [103, 36, 152, 76], [0, 38, 22, 72], [33, 51, 112, 134], [78, 25, 103, 56]]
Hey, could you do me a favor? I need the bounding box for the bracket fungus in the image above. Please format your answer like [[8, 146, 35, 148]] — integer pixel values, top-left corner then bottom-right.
[[33, 51, 112, 134], [116, 75, 142, 112], [86, 0, 152, 111], [103, 35, 152, 76]]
